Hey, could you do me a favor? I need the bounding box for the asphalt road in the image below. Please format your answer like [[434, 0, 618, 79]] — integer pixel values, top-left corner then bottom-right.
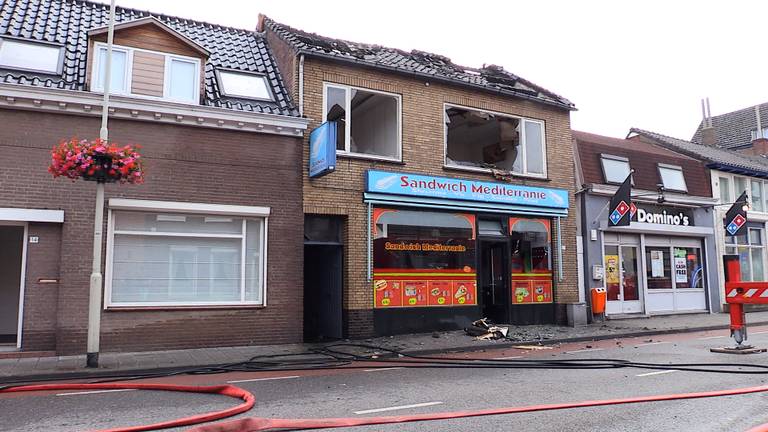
[[3, 326, 768, 432]]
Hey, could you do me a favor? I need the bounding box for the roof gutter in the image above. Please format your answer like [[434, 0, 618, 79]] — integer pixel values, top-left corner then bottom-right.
[[296, 50, 576, 112], [706, 162, 768, 179]]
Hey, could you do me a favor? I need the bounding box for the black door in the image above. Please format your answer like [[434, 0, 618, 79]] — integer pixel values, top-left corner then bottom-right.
[[480, 240, 510, 323], [304, 244, 343, 341]]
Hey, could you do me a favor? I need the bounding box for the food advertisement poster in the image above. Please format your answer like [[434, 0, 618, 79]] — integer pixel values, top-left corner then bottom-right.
[[374, 278, 476, 308], [512, 279, 553, 304], [604, 255, 620, 284]]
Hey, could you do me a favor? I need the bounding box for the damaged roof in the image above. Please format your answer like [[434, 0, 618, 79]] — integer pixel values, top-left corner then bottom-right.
[[0, 0, 298, 116], [261, 16, 575, 111], [691, 102, 768, 149], [629, 128, 768, 178]]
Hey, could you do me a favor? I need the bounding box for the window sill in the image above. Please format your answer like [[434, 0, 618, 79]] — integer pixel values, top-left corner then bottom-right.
[[337, 152, 404, 165], [105, 304, 265, 311], [442, 164, 549, 181]]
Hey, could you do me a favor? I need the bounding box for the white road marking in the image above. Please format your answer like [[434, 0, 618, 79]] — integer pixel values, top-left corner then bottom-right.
[[565, 348, 604, 354], [697, 335, 726, 340], [56, 389, 136, 396], [635, 341, 670, 347], [749, 331, 768, 335], [363, 367, 405, 372], [636, 370, 679, 377], [354, 401, 444, 415], [227, 375, 300, 384], [492, 356, 523, 360]]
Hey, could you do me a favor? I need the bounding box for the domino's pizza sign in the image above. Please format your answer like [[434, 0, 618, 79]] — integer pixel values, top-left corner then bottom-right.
[[726, 214, 747, 236], [610, 201, 630, 225]]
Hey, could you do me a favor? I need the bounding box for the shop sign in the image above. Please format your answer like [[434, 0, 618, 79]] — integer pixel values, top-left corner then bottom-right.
[[366, 170, 569, 209], [309, 121, 337, 178], [632, 205, 693, 226]]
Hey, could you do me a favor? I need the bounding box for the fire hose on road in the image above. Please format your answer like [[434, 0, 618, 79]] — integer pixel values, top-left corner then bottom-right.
[[3, 380, 768, 432]]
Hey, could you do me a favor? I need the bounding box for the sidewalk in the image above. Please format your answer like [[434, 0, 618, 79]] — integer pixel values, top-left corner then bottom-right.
[[3, 311, 767, 384]]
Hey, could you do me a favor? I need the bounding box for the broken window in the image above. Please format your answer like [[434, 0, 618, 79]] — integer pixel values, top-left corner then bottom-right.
[[324, 84, 401, 159], [444, 106, 546, 176]]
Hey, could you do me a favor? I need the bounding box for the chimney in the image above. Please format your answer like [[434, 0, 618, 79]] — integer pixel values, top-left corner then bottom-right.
[[700, 98, 717, 146], [256, 13, 266, 32], [750, 105, 768, 156]]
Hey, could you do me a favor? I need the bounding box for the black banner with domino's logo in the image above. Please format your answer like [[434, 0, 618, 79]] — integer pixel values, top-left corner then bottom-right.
[[608, 174, 633, 227], [725, 191, 748, 236]]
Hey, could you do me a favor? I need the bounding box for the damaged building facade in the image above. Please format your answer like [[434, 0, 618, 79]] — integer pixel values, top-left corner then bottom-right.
[[262, 16, 581, 339]]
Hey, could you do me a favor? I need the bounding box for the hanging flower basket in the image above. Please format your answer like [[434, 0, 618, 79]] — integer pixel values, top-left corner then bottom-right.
[[48, 138, 144, 184]]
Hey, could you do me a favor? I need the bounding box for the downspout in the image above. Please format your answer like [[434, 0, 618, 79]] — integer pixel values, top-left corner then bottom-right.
[[367, 202, 372, 282], [298, 54, 304, 116], [556, 217, 563, 282]]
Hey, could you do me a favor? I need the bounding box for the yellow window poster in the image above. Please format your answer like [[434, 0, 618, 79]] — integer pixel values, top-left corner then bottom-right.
[[605, 255, 620, 285]]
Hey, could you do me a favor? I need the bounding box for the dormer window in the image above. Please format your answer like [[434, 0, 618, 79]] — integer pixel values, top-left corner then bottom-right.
[[0, 38, 64, 74], [600, 154, 630, 184], [91, 42, 200, 104], [657, 163, 687, 192], [217, 70, 272, 100]]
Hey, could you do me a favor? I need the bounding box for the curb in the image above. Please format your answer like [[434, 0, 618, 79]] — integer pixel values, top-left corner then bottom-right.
[[2, 321, 765, 385]]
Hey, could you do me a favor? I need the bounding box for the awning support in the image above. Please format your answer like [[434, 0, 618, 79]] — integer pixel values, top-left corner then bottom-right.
[[367, 201, 372, 282], [556, 216, 563, 282]]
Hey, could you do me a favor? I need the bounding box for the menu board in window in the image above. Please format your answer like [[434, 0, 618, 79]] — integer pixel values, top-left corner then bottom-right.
[[372, 209, 477, 308], [510, 217, 554, 305]]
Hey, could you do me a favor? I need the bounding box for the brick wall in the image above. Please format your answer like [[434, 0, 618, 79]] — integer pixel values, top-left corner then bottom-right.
[[270, 47, 578, 333], [0, 109, 303, 354]]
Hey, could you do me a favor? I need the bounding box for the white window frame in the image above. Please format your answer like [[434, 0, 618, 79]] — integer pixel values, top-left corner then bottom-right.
[[104, 199, 269, 308], [91, 42, 132, 95], [0, 36, 65, 75], [600, 154, 631, 185], [442, 103, 548, 179], [725, 227, 765, 282], [657, 163, 687, 193], [322, 82, 403, 162], [216, 68, 273, 101], [163, 54, 201, 104], [91, 42, 201, 104], [715, 173, 768, 214]]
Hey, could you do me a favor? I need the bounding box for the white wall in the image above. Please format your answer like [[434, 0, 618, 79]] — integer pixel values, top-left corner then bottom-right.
[[0, 226, 23, 336]]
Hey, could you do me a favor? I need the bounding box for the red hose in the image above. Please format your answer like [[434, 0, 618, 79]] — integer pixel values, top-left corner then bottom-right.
[[0, 383, 254, 432], [188, 384, 768, 432]]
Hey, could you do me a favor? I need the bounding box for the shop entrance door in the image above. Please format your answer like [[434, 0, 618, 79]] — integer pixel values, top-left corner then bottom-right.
[[303, 216, 344, 342], [480, 240, 510, 323], [0, 225, 25, 347], [604, 245, 642, 314]]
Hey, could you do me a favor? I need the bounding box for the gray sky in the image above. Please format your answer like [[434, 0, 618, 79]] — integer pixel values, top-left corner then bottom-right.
[[118, 0, 767, 141]]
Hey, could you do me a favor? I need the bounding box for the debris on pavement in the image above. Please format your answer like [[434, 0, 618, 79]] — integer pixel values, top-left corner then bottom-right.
[[512, 345, 553, 350], [465, 318, 509, 340]]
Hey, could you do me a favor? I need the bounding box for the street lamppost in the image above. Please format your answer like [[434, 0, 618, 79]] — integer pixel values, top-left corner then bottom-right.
[[86, 0, 117, 368]]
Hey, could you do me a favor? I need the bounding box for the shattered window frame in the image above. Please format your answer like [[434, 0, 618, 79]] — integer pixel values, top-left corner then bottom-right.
[[443, 103, 547, 178], [322, 82, 402, 162]]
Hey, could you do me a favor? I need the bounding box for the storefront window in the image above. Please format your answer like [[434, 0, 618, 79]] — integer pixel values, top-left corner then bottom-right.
[[725, 228, 765, 281], [372, 209, 476, 308], [621, 246, 640, 300], [646, 247, 672, 289], [604, 246, 620, 300], [673, 247, 704, 288], [510, 218, 553, 304]]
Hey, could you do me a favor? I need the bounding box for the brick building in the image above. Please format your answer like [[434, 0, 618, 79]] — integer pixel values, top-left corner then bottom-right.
[[0, 0, 307, 355], [573, 131, 719, 317], [261, 16, 580, 338]]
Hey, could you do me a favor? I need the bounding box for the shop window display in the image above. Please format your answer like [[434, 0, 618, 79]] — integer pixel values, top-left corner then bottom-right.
[[510, 218, 553, 304], [372, 209, 476, 308]]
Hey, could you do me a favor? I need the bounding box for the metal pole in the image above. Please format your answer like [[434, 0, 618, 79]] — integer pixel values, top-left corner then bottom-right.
[[86, 0, 116, 368], [367, 202, 372, 282]]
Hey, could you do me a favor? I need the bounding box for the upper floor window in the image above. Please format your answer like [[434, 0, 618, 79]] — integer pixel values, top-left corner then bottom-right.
[[600, 154, 630, 184], [657, 164, 687, 192], [445, 105, 546, 177], [0, 38, 63, 74], [323, 83, 402, 161], [218, 70, 272, 100], [720, 174, 768, 213], [92, 42, 200, 104]]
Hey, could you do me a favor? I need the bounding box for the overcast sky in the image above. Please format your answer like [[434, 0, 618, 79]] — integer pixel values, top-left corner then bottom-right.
[[117, 0, 767, 141]]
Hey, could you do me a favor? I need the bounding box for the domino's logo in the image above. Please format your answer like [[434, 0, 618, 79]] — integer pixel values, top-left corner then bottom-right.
[[727, 214, 746, 235], [610, 201, 630, 225]]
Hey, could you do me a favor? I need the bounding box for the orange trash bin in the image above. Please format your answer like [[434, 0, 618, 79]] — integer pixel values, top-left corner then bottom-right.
[[591, 287, 607, 314]]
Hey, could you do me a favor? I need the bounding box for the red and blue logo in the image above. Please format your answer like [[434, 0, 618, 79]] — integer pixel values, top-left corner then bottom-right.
[[610, 201, 630, 225], [726, 213, 747, 235]]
